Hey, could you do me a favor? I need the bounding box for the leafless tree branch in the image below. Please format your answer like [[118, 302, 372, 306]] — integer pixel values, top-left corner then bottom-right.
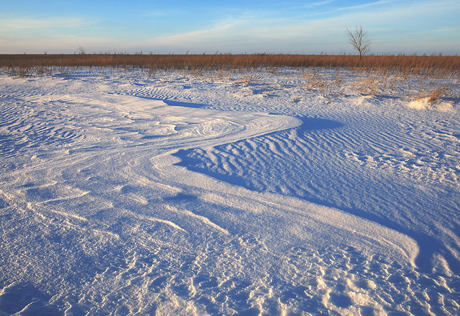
[[346, 26, 371, 61]]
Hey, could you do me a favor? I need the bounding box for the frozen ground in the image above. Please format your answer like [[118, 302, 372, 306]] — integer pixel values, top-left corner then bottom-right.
[[0, 67, 459, 315]]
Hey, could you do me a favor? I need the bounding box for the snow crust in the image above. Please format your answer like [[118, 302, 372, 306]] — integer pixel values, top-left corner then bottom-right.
[[0, 68, 459, 315]]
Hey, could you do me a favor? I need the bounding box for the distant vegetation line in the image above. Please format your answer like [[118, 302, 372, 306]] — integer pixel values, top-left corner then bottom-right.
[[1, 54, 459, 73]]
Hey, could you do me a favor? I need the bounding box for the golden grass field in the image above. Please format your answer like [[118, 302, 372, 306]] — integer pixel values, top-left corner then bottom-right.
[[1, 53, 459, 71]]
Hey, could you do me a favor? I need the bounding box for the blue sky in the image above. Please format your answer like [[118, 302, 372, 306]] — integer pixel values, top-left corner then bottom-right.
[[0, 0, 459, 54]]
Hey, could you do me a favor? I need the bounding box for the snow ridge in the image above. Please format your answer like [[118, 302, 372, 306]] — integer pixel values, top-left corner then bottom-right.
[[0, 70, 459, 315]]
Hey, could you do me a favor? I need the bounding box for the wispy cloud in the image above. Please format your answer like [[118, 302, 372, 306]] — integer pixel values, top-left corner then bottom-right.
[[152, 21, 244, 47], [0, 0, 458, 54], [331, 0, 396, 12], [140, 11, 168, 17], [298, 0, 336, 9], [0, 33, 122, 54], [147, 0, 459, 54], [0, 17, 94, 29]]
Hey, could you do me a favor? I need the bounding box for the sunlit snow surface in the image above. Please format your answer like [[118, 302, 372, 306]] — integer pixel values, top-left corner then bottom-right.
[[1, 69, 459, 315]]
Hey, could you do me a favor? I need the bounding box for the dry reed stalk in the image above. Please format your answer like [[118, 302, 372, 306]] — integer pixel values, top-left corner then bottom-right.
[[428, 86, 448, 103], [1, 54, 459, 73]]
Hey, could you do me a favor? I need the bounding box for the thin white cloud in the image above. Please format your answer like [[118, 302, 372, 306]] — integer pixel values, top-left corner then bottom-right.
[[0, 0, 458, 54], [0, 34, 122, 54], [299, 0, 336, 9], [0, 17, 94, 29], [141, 11, 168, 17], [152, 21, 244, 46], [292, 0, 395, 19], [331, 0, 396, 12], [147, 0, 459, 54]]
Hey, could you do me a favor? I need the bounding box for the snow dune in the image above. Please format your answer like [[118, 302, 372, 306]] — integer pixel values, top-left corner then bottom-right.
[[0, 69, 459, 315]]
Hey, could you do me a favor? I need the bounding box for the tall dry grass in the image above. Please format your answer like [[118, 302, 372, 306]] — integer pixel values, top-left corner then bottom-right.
[[1, 53, 458, 103], [1, 53, 459, 73]]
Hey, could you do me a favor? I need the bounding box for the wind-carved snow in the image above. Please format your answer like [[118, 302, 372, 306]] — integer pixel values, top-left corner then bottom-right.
[[0, 71, 459, 315]]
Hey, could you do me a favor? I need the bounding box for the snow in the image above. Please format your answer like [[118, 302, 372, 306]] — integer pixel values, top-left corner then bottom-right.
[[0, 67, 459, 315]]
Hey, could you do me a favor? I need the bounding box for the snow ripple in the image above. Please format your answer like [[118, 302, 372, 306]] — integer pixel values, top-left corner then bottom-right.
[[1, 71, 459, 315]]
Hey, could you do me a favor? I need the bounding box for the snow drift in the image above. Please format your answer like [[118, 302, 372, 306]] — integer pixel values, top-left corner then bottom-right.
[[1, 68, 459, 315]]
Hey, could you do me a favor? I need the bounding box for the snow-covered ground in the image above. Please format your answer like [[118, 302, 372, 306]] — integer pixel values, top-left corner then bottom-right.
[[0, 67, 459, 315]]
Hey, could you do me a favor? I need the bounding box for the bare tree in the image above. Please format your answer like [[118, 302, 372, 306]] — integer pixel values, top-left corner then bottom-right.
[[77, 46, 86, 55], [346, 26, 371, 61]]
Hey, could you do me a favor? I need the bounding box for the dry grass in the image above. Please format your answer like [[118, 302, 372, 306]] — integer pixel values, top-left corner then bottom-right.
[[1, 53, 458, 104], [1, 53, 459, 73]]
